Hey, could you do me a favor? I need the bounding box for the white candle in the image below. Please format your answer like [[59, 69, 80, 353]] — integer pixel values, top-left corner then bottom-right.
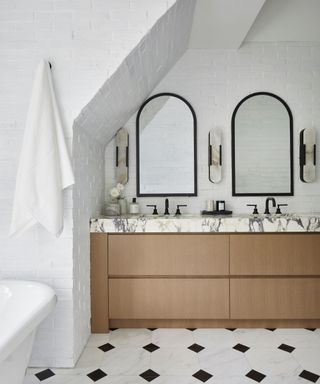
[[206, 200, 214, 211]]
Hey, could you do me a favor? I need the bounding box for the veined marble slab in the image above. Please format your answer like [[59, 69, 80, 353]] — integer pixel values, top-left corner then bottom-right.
[[90, 213, 320, 233]]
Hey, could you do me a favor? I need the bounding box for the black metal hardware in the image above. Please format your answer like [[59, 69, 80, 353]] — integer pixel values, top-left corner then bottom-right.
[[231, 92, 294, 196], [146, 205, 158, 215], [209, 144, 212, 166], [125, 146, 129, 167], [276, 203, 288, 214], [48, 62, 52, 69], [299, 137, 306, 166], [246, 204, 258, 214], [219, 145, 222, 166], [314, 144, 316, 165], [175, 204, 187, 215], [264, 197, 276, 214], [164, 198, 170, 215], [116, 146, 119, 167]]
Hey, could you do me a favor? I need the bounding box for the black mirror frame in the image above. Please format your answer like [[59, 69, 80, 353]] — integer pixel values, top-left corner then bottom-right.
[[231, 91, 294, 197], [136, 92, 197, 197]]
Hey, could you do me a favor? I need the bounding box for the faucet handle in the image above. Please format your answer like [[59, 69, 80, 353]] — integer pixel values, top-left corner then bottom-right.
[[246, 204, 259, 214], [146, 204, 158, 215], [175, 204, 187, 215], [276, 204, 288, 214]]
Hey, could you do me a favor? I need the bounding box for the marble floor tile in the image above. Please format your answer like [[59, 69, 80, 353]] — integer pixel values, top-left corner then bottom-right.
[[199, 345, 252, 378], [25, 328, 320, 384], [292, 347, 320, 375], [99, 346, 150, 375], [152, 328, 194, 348], [233, 328, 279, 348], [245, 346, 302, 376], [150, 347, 199, 376], [109, 328, 152, 347], [72, 346, 105, 374], [86, 333, 110, 347], [274, 329, 320, 349], [193, 328, 237, 348]]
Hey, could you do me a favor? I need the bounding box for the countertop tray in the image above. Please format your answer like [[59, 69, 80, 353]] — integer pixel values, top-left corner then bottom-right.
[[201, 210, 233, 216]]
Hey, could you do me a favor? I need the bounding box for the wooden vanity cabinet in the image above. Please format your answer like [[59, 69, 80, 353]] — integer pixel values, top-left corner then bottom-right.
[[229, 234, 320, 321], [90, 232, 320, 332], [230, 234, 320, 275], [108, 234, 229, 276]]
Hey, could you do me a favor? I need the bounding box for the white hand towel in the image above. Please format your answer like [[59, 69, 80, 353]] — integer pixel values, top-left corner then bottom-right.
[[10, 59, 74, 237]]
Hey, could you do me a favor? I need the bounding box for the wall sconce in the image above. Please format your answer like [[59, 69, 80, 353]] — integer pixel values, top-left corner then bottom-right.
[[115, 128, 129, 184], [299, 128, 316, 183], [208, 127, 222, 183]]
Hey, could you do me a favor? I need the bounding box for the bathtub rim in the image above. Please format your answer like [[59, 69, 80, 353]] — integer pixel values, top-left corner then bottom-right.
[[0, 279, 57, 362]]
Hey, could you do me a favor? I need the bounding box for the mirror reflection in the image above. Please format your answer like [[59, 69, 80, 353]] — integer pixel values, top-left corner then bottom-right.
[[232, 92, 293, 196], [137, 93, 197, 196]]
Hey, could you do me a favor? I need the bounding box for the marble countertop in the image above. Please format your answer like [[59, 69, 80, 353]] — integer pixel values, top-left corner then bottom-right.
[[90, 213, 320, 233]]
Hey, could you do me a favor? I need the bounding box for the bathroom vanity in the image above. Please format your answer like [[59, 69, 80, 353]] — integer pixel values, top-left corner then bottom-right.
[[90, 214, 320, 332]]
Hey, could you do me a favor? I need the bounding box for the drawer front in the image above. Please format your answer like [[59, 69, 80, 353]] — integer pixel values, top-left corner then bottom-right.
[[109, 278, 229, 319], [109, 234, 229, 276], [230, 234, 320, 275], [230, 278, 320, 319]]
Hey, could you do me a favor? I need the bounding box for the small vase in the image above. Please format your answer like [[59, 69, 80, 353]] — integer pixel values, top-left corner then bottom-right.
[[105, 201, 120, 216], [118, 198, 127, 215]]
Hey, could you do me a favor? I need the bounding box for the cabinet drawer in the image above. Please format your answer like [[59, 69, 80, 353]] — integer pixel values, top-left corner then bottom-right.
[[109, 278, 229, 319], [108, 234, 229, 276], [230, 234, 320, 275], [231, 278, 320, 319]]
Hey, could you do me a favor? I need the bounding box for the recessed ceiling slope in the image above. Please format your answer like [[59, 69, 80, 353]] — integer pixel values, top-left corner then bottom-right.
[[74, 0, 196, 145], [189, 0, 265, 49], [245, 0, 320, 42]]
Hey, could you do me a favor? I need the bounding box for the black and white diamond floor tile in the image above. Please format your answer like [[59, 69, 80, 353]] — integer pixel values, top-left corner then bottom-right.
[[188, 343, 205, 353], [98, 343, 115, 352], [246, 369, 266, 382], [278, 343, 295, 353], [25, 328, 320, 384], [143, 343, 160, 352], [192, 369, 213, 382], [299, 370, 320, 383], [233, 343, 250, 353], [35, 369, 55, 381], [87, 369, 107, 382]]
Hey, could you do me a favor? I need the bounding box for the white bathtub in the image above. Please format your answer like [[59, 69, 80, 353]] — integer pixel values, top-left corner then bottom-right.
[[0, 280, 57, 384]]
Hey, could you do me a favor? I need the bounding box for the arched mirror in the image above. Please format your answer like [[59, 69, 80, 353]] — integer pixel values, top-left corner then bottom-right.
[[232, 92, 293, 196], [136, 93, 197, 196]]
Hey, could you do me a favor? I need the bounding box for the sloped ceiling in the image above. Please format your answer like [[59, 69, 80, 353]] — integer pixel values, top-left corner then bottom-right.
[[74, 0, 320, 145], [189, 0, 266, 49], [74, 0, 196, 145], [245, 0, 320, 42]]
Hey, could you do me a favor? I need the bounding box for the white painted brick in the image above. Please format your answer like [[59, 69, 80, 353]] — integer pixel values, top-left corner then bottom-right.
[[105, 43, 320, 215], [0, 0, 175, 368]]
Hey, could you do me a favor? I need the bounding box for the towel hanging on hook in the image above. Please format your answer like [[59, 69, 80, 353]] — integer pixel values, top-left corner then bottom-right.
[[10, 59, 74, 237]]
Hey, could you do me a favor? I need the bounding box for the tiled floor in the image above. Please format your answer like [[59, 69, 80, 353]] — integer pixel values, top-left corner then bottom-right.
[[25, 328, 320, 383]]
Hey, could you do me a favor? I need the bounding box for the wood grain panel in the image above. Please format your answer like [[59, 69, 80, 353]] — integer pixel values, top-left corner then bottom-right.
[[110, 319, 320, 328], [108, 234, 229, 276], [230, 234, 320, 275], [90, 233, 109, 332], [231, 278, 320, 319], [109, 278, 229, 319]]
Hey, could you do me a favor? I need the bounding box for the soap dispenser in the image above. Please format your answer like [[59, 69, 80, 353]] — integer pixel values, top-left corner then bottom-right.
[[129, 198, 139, 214]]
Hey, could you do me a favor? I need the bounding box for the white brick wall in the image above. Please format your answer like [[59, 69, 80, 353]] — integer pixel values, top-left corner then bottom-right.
[[72, 127, 105, 363], [0, 0, 175, 367], [105, 43, 320, 215]]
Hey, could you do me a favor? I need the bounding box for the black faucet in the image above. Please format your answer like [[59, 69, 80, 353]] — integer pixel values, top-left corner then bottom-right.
[[264, 197, 276, 214], [164, 198, 170, 215]]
